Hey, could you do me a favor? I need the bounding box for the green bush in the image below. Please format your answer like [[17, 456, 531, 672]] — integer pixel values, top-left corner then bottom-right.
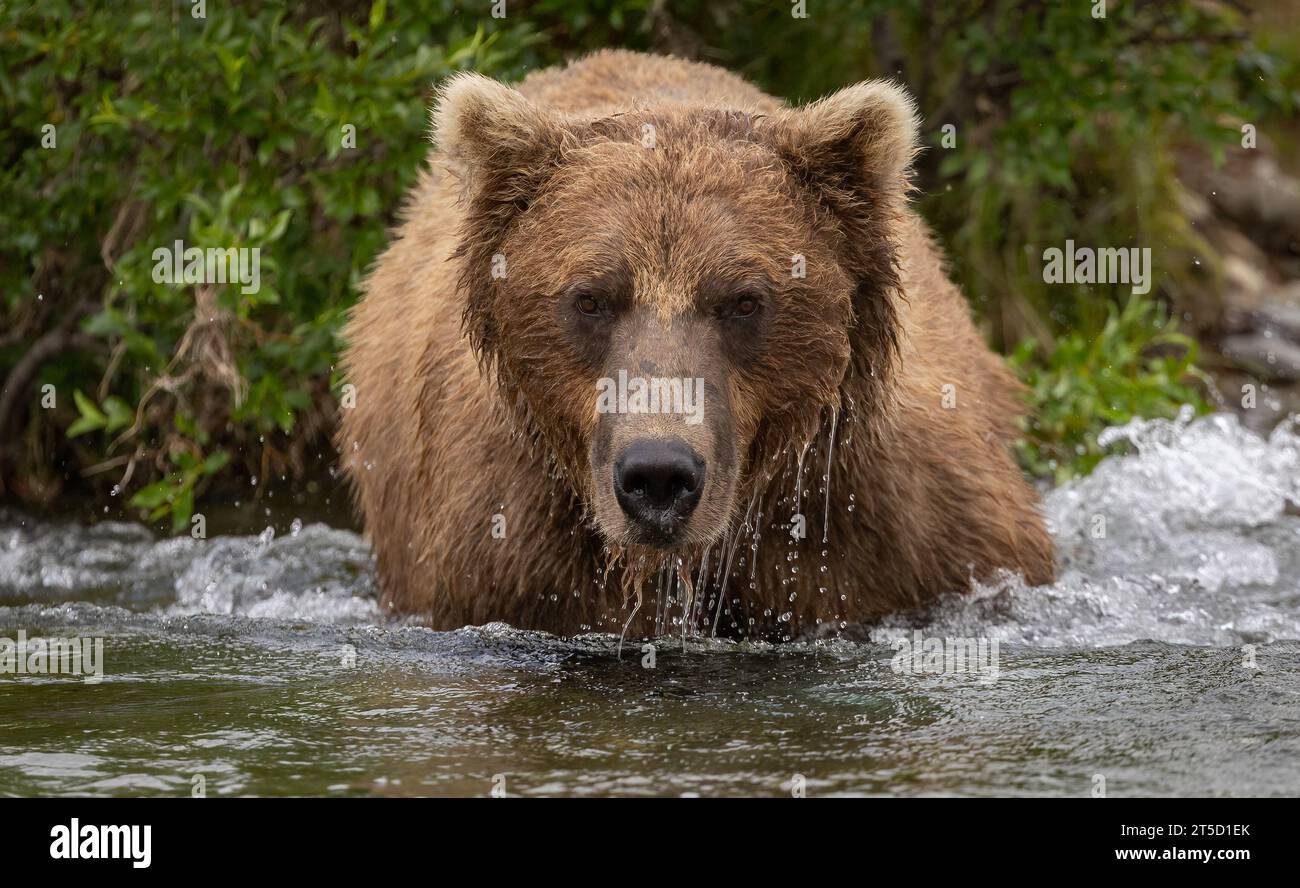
[[1, 0, 1295, 529], [1010, 295, 1209, 482], [2, 0, 553, 522]]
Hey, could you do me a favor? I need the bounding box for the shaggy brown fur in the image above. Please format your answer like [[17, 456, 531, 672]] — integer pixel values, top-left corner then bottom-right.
[[339, 50, 1055, 639]]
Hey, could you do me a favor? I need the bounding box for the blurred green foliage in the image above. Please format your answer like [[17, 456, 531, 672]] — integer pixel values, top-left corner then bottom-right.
[[1, 0, 1296, 528], [1010, 296, 1209, 482], [2, 0, 552, 523]]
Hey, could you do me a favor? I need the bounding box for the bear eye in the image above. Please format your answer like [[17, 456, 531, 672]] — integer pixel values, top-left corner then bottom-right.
[[720, 290, 761, 320], [574, 290, 602, 317]]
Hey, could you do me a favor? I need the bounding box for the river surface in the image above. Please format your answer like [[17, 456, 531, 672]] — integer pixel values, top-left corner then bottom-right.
[[2, 409, 1299, 797]]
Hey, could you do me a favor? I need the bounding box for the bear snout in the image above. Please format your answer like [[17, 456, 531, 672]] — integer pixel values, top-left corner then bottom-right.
[[613, 438, 705, 545]]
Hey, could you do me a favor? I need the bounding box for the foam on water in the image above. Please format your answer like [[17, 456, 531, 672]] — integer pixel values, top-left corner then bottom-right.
[[2, 410, 1298, 649], [874, 408, 1300, 648], [0, 518, 379, 624]]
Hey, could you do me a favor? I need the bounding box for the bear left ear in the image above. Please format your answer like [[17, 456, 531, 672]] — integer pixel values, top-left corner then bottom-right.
[[761, 82, 920, 406], [763, 80, 920, 210]]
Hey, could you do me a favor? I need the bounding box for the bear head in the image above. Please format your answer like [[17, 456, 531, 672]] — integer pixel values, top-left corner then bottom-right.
[[432, 70, 918, 559]]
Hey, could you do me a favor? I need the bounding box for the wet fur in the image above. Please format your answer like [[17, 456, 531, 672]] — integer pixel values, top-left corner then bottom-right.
[[339, 50, 1055, 639]]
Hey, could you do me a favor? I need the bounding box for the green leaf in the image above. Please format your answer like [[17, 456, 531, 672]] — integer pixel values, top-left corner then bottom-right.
[[103, 396, 134, 434], [202, 450, 231, 474], [67, 390, 108, 437], [129, 480, 174, 511], [171, 487, 194, 533]]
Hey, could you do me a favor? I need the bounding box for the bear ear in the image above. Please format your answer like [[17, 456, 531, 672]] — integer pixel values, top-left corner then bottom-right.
[[431, 72, 570, 200], [761, 82, 920, 407], [432, 74, 573, 365], [763, 80, 920, 208]]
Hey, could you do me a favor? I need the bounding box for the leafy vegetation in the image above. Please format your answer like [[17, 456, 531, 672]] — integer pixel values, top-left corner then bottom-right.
[[2, 0, 1296, 528], [1010, 296, 1209, 481]]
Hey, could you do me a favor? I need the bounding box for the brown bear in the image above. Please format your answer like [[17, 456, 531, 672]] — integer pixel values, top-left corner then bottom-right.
[[338, 50, 1055, 640]]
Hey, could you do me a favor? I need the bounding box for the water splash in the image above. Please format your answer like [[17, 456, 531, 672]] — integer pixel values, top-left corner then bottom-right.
[[873, 410, 1300, 647], [4, 410, 1300, 797], [1, 410, 1298, 647], [0, 517, 378, 624]]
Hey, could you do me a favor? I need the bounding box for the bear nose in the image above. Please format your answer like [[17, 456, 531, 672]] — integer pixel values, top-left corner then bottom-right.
[[614, 438, 705, 533]]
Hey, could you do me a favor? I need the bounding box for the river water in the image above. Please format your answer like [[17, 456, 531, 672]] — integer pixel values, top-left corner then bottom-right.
[[2, 409, 1298, 796]]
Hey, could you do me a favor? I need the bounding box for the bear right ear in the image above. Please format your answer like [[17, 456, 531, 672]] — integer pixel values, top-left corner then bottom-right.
[[432, 73, 574, 365], [431, 72, 571, 204]]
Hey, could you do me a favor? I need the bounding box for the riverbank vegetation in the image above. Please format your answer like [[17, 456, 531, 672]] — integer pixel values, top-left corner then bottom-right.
[[3, 0, 1297, 528]]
